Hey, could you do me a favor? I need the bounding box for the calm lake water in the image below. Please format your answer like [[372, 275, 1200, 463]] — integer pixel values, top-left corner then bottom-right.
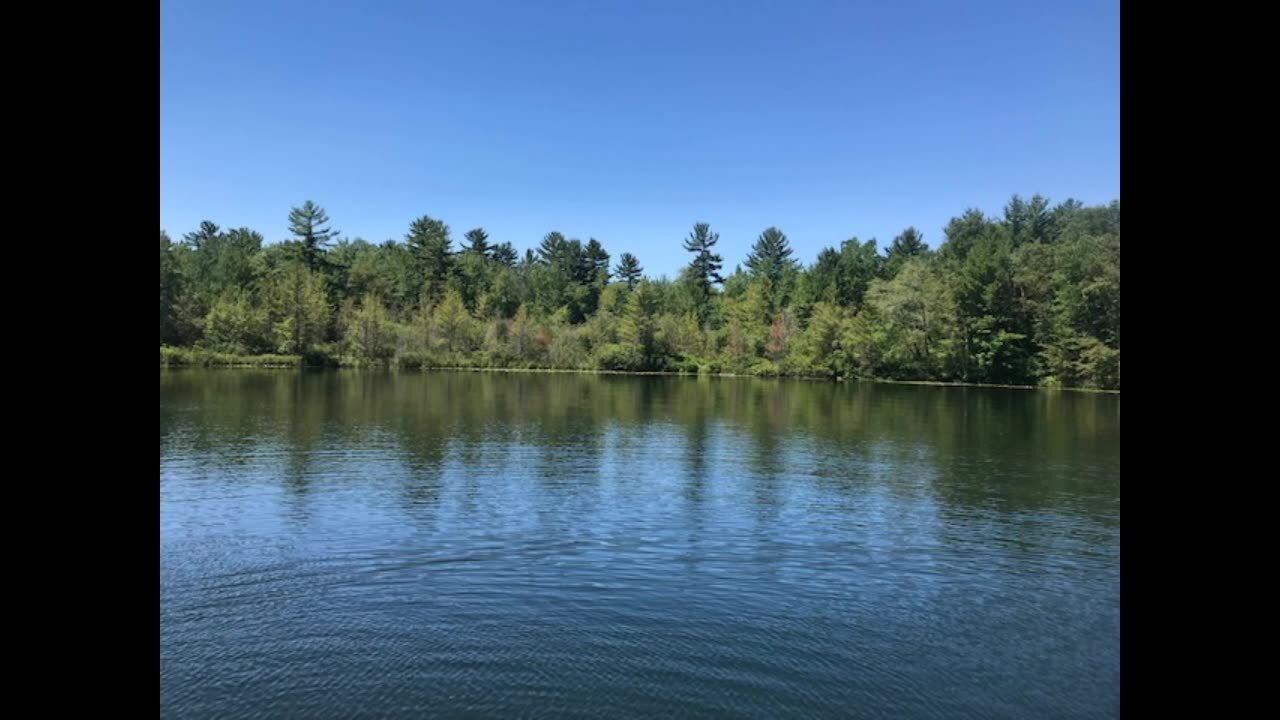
[[160, 370, 1119, 719]]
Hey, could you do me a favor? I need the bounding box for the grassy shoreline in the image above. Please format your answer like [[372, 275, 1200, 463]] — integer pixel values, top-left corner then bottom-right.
[[160, 347, 1119, 393], [160, 346, 304, 368]]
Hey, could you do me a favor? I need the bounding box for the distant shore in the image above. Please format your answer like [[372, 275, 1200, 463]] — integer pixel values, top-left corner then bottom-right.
[[160, 347, 1119, 394]]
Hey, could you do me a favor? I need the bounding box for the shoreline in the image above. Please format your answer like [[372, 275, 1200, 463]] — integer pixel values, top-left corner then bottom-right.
[[159, 355, 1119, 394]]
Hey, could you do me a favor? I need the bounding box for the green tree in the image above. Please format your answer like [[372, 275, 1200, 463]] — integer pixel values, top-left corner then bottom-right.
[[720, 282, 769, 370], [182, 221, 222, 252], [157, 195, 1118, 388], [797, 301, 855, 377], [837, 237, 881, 309], [581, 238, 611, 315], [866, 258, 951, 378], [160, 231, 183, 344], [452, 250, 491, 312], [406, 215, 453, 305], [463, 227, 491, 256], [343, 293, 396, 362], [479, 265, 523, 320], [454, 229, 494, 308], [584, 239, 610, 284], [507, 304, 535, 360], [620, 280, 665, 369], [883, 227, 928, 278], [939, 208, 991, 262], [944, 226, 1029, 383], [183, 225, 263, 298], [179, 220, 222, 314], [533, 232, 593, 320], [1038, 228, 1120, 388], [263, 261, 330, 354], [745, 227, 798, 315], [288, 200, 338, 271], [176, 221, 267, 340], [492, 242, 518, 267], [432, 288, 478, 353], [614, 252, 643, 289], [203, 289, 268, 354], [682, 223, 724, 324], [1004, 193, 1052, 246]]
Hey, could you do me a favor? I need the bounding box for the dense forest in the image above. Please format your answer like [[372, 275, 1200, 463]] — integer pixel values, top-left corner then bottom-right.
[[160, 195, 1119, 389]]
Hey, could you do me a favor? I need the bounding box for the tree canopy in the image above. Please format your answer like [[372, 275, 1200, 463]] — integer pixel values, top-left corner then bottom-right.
[[160, 195, 1119, 389]]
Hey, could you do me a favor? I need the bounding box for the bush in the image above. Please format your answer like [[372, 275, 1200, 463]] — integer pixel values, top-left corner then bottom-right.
[[669, 356, 700, 374], [595, 343, 644, 371], [749, 359, 782, 377], [160, 346, 300, 368], [302, 347, 340, 368], [396, 352, 435, 371]]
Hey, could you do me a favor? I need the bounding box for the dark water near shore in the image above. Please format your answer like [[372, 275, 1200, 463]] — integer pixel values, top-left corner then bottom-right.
[[160, 370, 1120, 719]]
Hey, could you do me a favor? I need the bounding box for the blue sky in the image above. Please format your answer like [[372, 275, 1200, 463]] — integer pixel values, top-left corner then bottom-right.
[[160, 0, 1118, 278]]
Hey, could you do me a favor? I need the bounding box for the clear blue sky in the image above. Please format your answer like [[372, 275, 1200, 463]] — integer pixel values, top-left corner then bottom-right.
[[160, 0, 1118, 278]]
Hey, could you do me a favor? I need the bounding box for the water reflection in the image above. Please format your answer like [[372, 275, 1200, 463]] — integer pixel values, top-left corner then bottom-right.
[[160, 370, 1119, 720]]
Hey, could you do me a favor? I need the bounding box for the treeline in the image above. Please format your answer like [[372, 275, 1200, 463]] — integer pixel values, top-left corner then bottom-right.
[[159, 195, 1119, 388]]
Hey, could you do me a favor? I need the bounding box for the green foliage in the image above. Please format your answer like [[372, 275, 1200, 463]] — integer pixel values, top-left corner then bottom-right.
[[796, 302, 855, 377], [614, 252, 643, 289], [288, 200, 337, 271], [530, 232, 600, 321], [160, 231, 183, 344], [481, 265, 524, 320], [506, 304, 537, 361], [463, 227, 491, 256], [492, 242, 519, 267], [395, 352, 435, 371], [159, 192, 1118, 388], [669, 356, 701, 374], [749, 359, 782, 377], [682, 223, 724, 323], [451, 250, 491, 312], [203, 289, 269, 354], [838, 237, 881, 309], [764, 310, 798, 364], [1004, 193, 1053, 246], [745, 227, 799, 314], [342, 293, 397, 362], [160, 346, 300, 368], [595, 343, 645, 371], [883, 227, 928, 279], [865, 259, 951, 379], [432, 288, 480, 353], [406, 215, 453, 305], [262, 262, 330, 354], [619, 280, 667, 370], [795, 237, 880, 314]]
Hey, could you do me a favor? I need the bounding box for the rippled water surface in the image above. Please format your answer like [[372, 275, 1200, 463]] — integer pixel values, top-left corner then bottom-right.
[[160, 370, 1120, 719]]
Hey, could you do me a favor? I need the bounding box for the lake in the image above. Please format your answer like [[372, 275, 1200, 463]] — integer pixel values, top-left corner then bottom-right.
[[160, 370, 1120, 719]]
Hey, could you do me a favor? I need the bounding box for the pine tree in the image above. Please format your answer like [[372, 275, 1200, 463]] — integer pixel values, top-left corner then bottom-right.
[[288, 201, 338, 271], [614, 252, 643, 289]]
